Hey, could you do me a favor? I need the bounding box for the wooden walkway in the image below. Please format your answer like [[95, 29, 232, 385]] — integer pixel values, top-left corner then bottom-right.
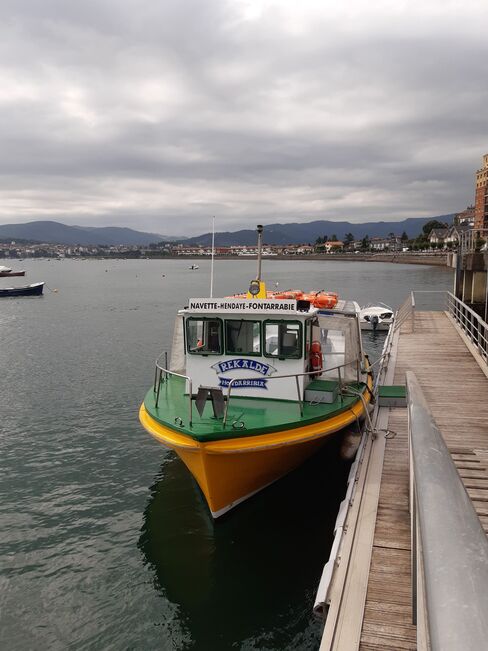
[[323, 310, 488, 650], [361, 311, 488, 649]]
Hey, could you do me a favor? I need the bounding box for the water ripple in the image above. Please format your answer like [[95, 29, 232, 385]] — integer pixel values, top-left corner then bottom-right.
[[0, 259, 452, 649]]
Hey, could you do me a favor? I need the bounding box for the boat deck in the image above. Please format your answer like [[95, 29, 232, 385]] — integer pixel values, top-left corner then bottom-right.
[[321, 310, 488, 650], [144, 375, 371, 442]]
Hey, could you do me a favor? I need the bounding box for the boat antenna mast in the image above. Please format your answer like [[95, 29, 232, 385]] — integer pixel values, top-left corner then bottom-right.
[[256, 223, 263, 281], [210, 216, 215, 298], [247, 224, 267, 299]]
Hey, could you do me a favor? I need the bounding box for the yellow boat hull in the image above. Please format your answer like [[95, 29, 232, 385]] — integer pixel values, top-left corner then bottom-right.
[[139, 382, 372, 517]]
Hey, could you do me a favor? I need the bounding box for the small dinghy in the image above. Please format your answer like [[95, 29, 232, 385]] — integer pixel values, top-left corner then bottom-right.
[[359, 303, 394, 331], [0, 282, 44, 297], [0, 269, 26, 277], [189, 264, 199, 270], [0, 265, 26, 277]]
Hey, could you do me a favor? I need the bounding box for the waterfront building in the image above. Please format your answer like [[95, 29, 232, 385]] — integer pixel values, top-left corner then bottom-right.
[[428, 228, 449, 246], [474, 153, 488, 229], [369, 238, 390, 251], [316, 241, 344, 253], [454, 204, 475, 227], [323, 240, 344, 253], [445, 222, 471, 247]]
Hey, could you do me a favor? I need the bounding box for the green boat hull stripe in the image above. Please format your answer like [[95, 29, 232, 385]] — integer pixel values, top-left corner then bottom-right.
[[143, 375, 369, 443]]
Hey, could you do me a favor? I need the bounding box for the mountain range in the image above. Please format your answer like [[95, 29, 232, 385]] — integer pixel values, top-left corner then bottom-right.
[[0, 221, 166, 246], [0, 214, 455, 246], [180, 215, 455, 246]]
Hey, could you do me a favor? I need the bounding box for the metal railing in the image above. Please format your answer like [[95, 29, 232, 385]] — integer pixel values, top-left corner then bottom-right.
[[406, 371, 488, 650], [154, 352, 193, 427], [153, 352, 365, 430], [369, 288, 447, 392], [458, 228, 488, 255], [222, 359, 363, 427], [446, 291, 488, 362], [392, 290, 488, 363], [369, 306, 399, 394], [393, 291, 416, 332]]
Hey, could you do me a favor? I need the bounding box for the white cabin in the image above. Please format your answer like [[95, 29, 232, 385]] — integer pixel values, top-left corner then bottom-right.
[[169, 297, 364, 402]]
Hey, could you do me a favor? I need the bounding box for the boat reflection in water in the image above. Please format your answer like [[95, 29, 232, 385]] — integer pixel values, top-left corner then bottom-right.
[[138, 437, 352, 650]]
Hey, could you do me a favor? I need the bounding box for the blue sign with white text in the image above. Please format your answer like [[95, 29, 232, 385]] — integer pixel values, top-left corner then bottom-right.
[[211, 358, 276, 376], [219, 377, 268, 389]]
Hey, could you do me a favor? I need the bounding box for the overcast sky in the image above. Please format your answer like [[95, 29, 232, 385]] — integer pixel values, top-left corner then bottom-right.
[[1, 0, 487, 236]]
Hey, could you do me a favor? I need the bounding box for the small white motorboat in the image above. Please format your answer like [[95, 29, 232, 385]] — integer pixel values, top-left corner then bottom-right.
[[189, 264, 199, 270], [359, 303, 394, 331]]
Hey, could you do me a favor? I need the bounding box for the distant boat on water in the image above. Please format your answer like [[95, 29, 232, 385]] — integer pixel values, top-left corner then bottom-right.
[[0, 282, 44, 297], [189, 264, 199, 270], [0, 270, 26, 277], [0, 265, 26, 277], [359, 304, 394, 331]]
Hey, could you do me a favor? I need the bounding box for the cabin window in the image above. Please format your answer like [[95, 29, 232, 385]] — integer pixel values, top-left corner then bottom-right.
[[264, 321, 302, 359], [186, 318, 223, 355], [225, 320, 261, 355], [320, 328, 345, 377]]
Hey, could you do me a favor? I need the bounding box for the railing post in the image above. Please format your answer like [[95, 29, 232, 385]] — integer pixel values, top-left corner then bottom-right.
[[223, 381, 233, 427], [295, 375, 303, 416], [188, 379, 193, 427], [410, 291, 415, 332], [155, 368, 162, 408]]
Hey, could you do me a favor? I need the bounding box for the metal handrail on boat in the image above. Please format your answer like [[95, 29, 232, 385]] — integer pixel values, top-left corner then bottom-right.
[[154, 352, 193, 427], [223, 359, 364, 427], [406, 371, 488, 650], [152, 352, 365, 430]]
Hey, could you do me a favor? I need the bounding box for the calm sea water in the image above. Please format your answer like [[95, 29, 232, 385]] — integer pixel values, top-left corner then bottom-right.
[[0, 259, 451, 650]]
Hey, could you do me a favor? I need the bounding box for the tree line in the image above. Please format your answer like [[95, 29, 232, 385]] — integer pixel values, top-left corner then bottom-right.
[[314, 219, 449, 250]]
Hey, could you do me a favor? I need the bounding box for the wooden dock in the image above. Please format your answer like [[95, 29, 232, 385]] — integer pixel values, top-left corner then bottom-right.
[[320, 310, 488, 650]]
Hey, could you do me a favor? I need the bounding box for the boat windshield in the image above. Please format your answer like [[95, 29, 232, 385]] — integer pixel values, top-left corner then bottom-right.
[[225, 319, 261, 355], [186, 318, 222, 355], [264, 321, 302, 359]]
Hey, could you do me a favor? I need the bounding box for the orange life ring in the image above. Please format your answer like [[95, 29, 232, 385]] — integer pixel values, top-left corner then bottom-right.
[[312, 294, 338, 309]]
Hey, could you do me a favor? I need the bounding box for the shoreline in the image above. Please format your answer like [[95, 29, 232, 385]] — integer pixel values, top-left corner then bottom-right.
[[2, 253, 449, 267], [140, 253, 449, 267]]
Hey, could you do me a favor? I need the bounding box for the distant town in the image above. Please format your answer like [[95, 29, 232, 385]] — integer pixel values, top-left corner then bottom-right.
[[0, 210, 473, 260], [1, 154, 486, 261]]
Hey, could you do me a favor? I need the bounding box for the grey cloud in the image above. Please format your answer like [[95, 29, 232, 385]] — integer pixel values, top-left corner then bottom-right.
[[0, 0, 487, 235]]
